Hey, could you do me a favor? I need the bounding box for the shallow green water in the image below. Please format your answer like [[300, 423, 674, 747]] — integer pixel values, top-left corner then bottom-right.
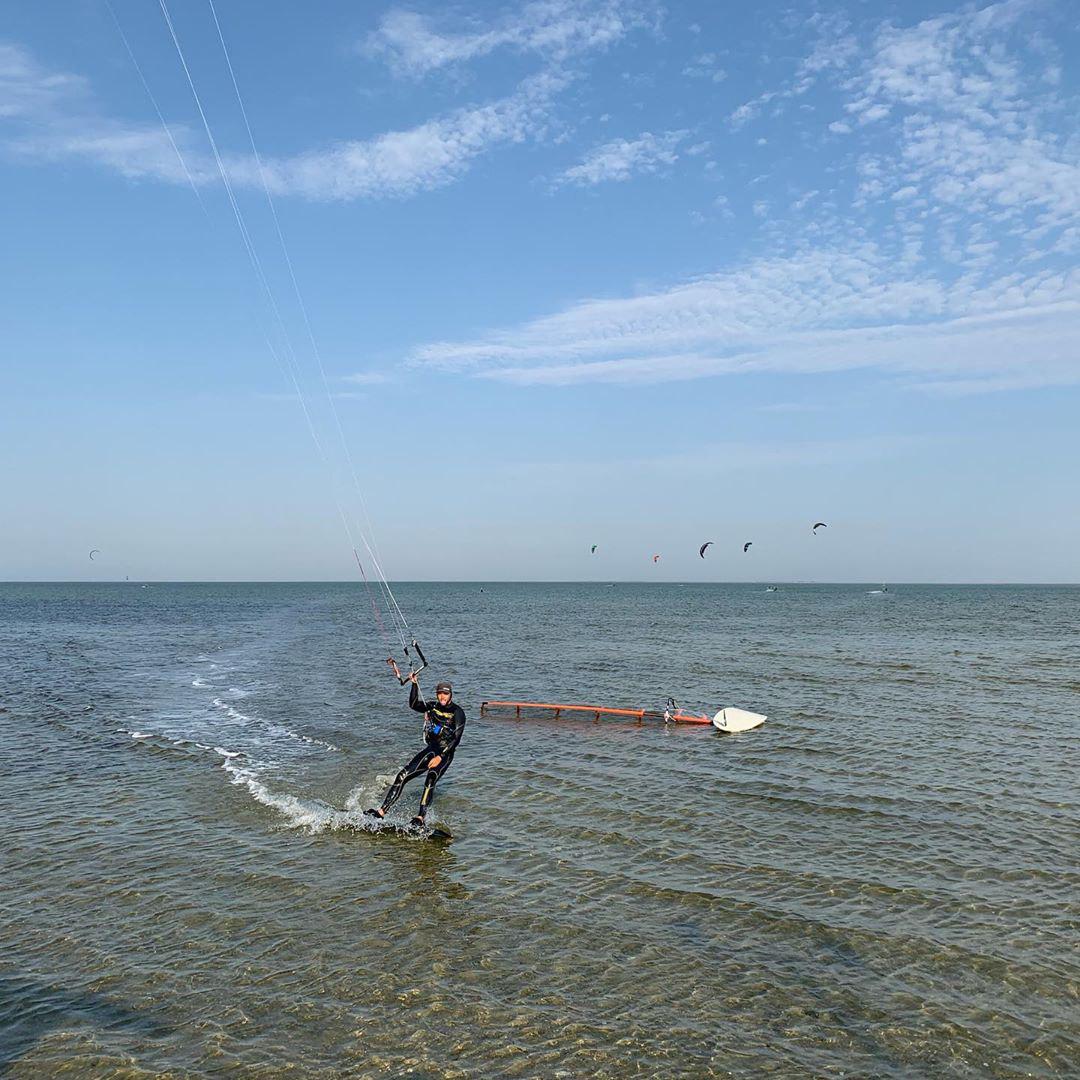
[[2, 583, 1078, 1077]]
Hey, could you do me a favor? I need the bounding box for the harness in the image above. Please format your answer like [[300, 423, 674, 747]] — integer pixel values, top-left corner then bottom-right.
[[425, 705, 456, 741]]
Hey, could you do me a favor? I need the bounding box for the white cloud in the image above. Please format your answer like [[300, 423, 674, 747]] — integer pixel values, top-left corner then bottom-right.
[[759, 401, 823, 413], [0, 41, 206, 185], [234, 69, 570, 200], [712, 193, 734, 219], [682, 53, 726, 82], [0, 41, 568, 201], [907, 370, 1080, 397], [409, 244, 1080, 389], [394, 5, 1079, 394], [729, 93, 775, 129], [0, 41, 85, 118], [834, 1, 1080, 257], [730, 12, 858, 128], [554, 129, 687, 186], [724, 2, 1078, 278], [362, 0, 652, 77], [342, 371, 391, 385]]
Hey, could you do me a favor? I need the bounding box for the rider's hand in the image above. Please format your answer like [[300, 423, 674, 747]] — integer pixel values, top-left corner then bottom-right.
[[409, 671, 419, 685], [428, 755, 442, 769]]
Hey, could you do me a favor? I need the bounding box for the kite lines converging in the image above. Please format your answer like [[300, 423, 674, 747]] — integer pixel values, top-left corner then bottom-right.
[[107, 0, 420, 680]]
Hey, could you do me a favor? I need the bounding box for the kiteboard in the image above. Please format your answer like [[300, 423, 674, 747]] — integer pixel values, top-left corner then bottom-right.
[[712, 707, 767, 733], [345, 816, 453, 842]]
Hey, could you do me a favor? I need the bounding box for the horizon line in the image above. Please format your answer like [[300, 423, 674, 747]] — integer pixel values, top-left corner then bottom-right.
[[4, 579, 1078, 587]]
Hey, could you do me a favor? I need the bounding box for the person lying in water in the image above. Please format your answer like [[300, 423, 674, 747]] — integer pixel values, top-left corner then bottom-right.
[[366, 673, 466, 827]]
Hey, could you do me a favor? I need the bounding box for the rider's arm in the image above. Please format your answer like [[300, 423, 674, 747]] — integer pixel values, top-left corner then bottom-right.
[[443, 706, 466, 753], [408, 680, 430, 714]]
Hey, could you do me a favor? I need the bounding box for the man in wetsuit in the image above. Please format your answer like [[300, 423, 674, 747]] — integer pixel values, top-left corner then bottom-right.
[[365, 673, 466, 826]]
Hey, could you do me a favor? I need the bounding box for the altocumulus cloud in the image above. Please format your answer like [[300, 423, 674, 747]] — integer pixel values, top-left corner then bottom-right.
[[411, 1, 1080, 394], [0, 38, 570, 201], [361, 0, 655, 77], [553, 129, 688, 187]]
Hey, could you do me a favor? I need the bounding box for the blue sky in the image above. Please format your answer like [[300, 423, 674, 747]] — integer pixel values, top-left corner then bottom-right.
[[2, 0, 1078, 582]]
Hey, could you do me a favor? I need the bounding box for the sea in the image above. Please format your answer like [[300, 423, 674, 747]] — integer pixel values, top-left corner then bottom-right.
[[1, 582, 1077, 1078]]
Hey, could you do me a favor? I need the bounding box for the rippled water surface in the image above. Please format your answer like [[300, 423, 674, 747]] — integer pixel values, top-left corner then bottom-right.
[[2, 582, 1078, 1077]]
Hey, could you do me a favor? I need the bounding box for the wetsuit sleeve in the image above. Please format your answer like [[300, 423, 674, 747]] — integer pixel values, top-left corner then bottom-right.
[[443, 705, 466, 753], [408, 681, 431, 714]]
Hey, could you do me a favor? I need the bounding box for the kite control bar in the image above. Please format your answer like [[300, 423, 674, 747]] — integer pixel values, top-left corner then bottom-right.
[[387, 640, 429, 685]]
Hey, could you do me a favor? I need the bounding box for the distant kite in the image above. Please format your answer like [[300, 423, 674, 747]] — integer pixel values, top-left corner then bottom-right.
[[812, 522, 827, 533], [699, 541, 714, 559], [652, 554, 661, 563], [591, 544, 598, 554], [89, 549, 101, 560], [743, 542, 752, 553]]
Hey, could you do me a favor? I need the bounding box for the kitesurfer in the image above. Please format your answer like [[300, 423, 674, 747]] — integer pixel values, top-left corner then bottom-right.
[[366, 673, 466, 826]]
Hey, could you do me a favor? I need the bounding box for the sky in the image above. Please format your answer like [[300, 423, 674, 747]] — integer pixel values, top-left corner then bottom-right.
[[2, 0, 1078, 582]]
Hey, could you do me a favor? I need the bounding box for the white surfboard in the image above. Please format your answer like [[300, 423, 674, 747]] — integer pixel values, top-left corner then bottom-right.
[[712, 707, 766, 733]]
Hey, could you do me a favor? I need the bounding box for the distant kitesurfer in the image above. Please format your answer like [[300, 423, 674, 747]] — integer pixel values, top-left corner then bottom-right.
[[366, 673, 466, 827]]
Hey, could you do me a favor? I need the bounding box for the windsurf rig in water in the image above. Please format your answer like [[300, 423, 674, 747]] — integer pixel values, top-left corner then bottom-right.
[[109, 0, 431, 688], [481, 698, 766, 733]]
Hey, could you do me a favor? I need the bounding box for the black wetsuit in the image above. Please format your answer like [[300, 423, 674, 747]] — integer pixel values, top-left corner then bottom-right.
[[378, 683, 466, 818]]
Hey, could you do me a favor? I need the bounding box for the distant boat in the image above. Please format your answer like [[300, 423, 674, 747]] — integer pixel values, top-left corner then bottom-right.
[[765, 586, 778, 593]]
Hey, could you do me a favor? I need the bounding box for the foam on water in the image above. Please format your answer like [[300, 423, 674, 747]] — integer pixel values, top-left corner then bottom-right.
[[218, 756, 422, 837], [125, 726, 327, 832], [210, 697, 340, 752]]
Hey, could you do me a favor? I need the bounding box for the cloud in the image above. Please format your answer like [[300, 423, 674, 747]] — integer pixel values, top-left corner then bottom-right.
[[409, 244, 1080, 388], [830, 1, 1080, 264], [232, 69, 570, 200], [362, 0, 653, 77], [682, 53, 726, 83], [759, 402, 823, 413], [553, 129, 687, 187], [342, 371, 391, 386], [0, 40, 568, 201], [0, 41, 206, 185], [399, 1, 1078, 392], [729, 12, 858, 127], [907, 370, 1080, 397], [0, 41, 85, 118]]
